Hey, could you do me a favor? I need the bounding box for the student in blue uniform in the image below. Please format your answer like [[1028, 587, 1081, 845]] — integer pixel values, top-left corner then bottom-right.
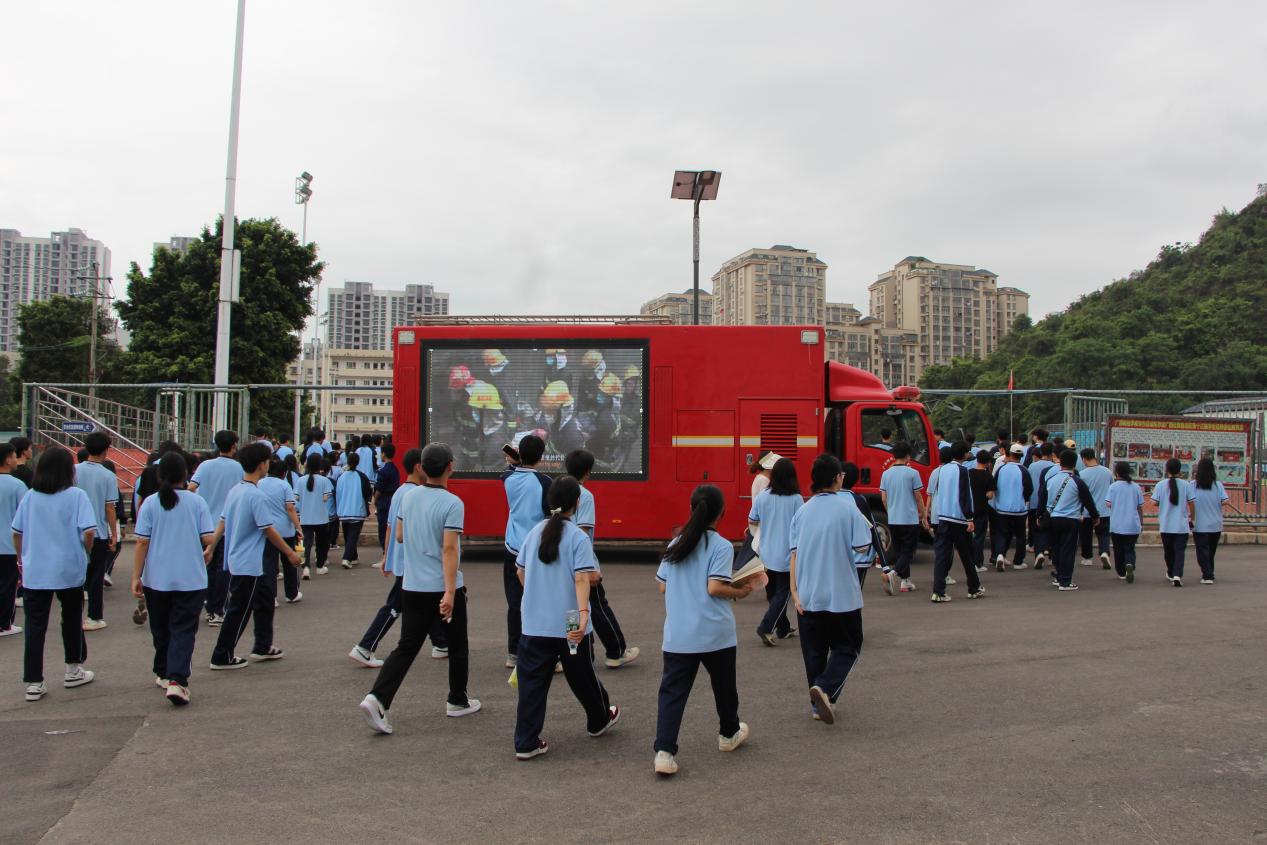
[[1104, 462, 1144, 583], [356, 435, 379, 486], [207, 443, 303, 669], [566, 449, 639, 669], [275, 435, 294, 463], [749, 457, 803, 642], [1027, 442, 1057, 568], [1077, 449, 1114, 569], [653, 484, 760, 776], [295, 452, 334, 579], [189, 430, 244, 624], [501, 434, 551, 668], [968, 450, 996, 572], [879, 443, 923, 593], [359, 444, 480, 735], [991, 443, 1033, 570], [1039, 449, 1100, 591], [260, 459, 303, 604], [1151, 457, 1196, 587], [12, 448, 98, 702], [373, 443, 401, 552], [512, 476, 619, 760], [0, 444, 27, 637], [789, 454, 872, 725], [924, 443, 983, 602], [1190, 457, 1228, 584], [840, 462, 882, 587], [335, 451, 372, 569], [74, 432, 119, 632], [130, 453, 216, 705]]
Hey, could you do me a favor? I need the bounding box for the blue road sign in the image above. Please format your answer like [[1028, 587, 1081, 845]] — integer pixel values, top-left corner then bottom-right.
[[60, 421, 95, 434]]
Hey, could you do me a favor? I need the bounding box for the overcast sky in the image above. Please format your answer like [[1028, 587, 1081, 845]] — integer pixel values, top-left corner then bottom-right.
[[5, 1, 1266, 332]]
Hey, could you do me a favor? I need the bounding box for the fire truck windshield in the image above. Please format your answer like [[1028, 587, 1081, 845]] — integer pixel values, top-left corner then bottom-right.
[[861, 408, 930, 465]]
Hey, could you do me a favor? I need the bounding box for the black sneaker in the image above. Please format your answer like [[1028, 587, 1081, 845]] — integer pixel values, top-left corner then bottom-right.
[[1125, 563, 1135, 584], [209, 657, 248, 670], [588, 705, 621, 737]]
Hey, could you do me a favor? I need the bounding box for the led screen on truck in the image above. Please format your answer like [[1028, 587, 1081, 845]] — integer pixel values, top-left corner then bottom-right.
[[424, 342, 647, 478]]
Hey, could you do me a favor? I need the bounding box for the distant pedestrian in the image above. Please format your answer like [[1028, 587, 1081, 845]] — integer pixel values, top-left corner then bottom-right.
[[990, 443, 1033, 570], [924, 443, 983, 602], [10, 437, 34, 489], [295, 452, 334, 578], [1038, 449, 1100, 591], [373, 443, 401, 553], [1077, 449, 1114, 569], [0, 444, 28, 637], [188, 430, 244, 625], [1152, 458, 1196, 587], [1027, 442, 1057, 568], [1190, 457, 1227, 585], [74, 432, 119, 632], [335, 451, 372, 569], [879, 443, 923, 593], [260, 459, 303, 604], [1104, 462, 1144, 583], [968, 450, 996, 573]]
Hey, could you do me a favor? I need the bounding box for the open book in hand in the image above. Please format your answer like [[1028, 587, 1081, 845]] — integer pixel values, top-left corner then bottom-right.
[[731, 555, 767, 586]]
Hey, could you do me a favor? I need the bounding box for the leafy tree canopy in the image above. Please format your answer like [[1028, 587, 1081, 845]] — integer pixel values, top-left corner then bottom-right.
[[17, 295, 123, 386]]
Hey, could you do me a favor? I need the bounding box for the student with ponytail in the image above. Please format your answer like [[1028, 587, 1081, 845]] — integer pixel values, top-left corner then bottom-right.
[[1190, 457, 1227, 584], [295, 452, 334, 578], [1105, 462, 1144, 583], [1151, 457, 1196, 586], [335, 451, 372, 569], [130, 453, 217, 705], [653, 484, 762, 777], [512, 476, 620, 761]]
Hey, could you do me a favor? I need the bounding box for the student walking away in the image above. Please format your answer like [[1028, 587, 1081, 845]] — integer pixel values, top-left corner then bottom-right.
[[1023, 428, 1049, 468], [879, 443, 923, 593], [10, 437, 34, 488], [1190, 458, 1228, 584], [74, 432, 119, 632], [100, 459, 128, 587], [511, 476, 619, 760], [130, 454, 216, 705], [207, 443, 303, 669], [968, 450, 996, 573], [788, 455, 871, 725], [260, 459, 304, 604], [1038, 449, 1100, 591], [840, 462, 884, 587], [350, 449, 450, 668], [323, 457, 342, 549], [923, 443, 983, 602], [990, 444, 1033, 570], [12, 448, 98, 701], [1152, 458, 1196, 587], [0, 444, 28, 637], [653, 484, 760, 776], [359, 444, 480, 735], [749, 457, 803, 643], [373, 443, 401, 554], [275, 435, 294, 463], [501, 435, 551, 669], [934, 429, 952, 452], [335, 452, 372, 569], [566, 449, 639, 668], [1027, 442, 1058, 569], [295, 453, 334, 578], [1105, 462, 1144, 583], [356, 435, 379, 487], [1077, 449, 1114, 569], [189, 430, 245, 624]]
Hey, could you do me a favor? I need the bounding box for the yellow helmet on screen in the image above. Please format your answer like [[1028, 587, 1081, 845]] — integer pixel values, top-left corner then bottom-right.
[[483, 349, 508, 368], [540, 380, 573, 410], [582, 350, 604, 369], [621, 365, 640, 381], [467, 380, 503, 410], [599, 374, 623, 396]]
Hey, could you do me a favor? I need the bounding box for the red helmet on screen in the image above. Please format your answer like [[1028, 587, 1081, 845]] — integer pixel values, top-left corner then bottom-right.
[[449, 365, 475, 390]]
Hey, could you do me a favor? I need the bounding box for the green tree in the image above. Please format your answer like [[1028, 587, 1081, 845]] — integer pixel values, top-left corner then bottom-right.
[[17, 295, 123, 386], [0, 357, 22, 430], [116, 217, 323, 433]]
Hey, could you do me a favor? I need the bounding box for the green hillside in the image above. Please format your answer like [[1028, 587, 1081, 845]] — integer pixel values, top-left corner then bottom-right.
[[920, 191, 1267, 432]]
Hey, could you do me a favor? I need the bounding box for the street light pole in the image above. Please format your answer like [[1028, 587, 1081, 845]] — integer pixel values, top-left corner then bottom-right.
[[293, 171, 313, 446], [671, 170, 721, 325], [214, 0, 247, 431]]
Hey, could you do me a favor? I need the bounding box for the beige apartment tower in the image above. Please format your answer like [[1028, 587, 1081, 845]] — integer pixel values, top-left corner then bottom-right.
[[640, 289, 713, 325], [711, 245, 826, 326]]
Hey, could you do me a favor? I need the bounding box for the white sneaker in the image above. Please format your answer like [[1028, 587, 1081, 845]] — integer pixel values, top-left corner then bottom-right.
[[505, 654, 517, 669], [82, 618, 107, 632], [605, 646, 640, 669], [974, 564, 988, 573], [899, 579, 916, 592], [371, 561, 382, 569], [1200, 577, 1215, 585], [64, 665, 95, 688], [315, 567, 329, 576], [1080, 557, 1094, 567], [207, 614, 225, 627], [25, 681, 47, 701], [155, 675, 168, 689], [348, 646, 383, 668], [881, 569, 896, 595], [944, 575, 956, 585], [103, 573, 113, 587], [286, 592, 303, 603], [276, 571, 283, 581], [1100, 552, 1111, 569], [654, 750, 679, 776], [165, 682, 190, 706], [341, 560, 353, 570], [446, 698, 482, 718], [1012, 561, 1029, 570], [359, 694, 393, 734], [718, 721, 749, 752], [302, 566, 311, 580], [0, 625, 22, 637], [273, 598, 279, 608], [431, 646, 449, 659], [995, 554, 1006, 572]]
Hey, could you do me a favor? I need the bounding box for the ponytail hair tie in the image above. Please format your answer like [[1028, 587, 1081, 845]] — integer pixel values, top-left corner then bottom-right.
[[550, 507, 563, 516]]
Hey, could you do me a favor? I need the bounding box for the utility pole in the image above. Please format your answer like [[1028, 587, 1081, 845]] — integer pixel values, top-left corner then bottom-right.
[[213, 0, 247, 431]]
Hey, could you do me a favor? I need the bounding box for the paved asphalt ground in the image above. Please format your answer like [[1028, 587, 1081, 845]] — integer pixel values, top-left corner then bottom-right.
[[2, 543, 1265, 845]]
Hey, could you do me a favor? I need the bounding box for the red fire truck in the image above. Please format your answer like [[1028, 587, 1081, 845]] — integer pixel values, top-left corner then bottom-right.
[[391, 318, 935, 544]]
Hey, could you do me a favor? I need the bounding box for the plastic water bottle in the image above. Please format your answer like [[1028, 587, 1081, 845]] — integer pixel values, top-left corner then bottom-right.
[[565, 609, 580, 656]]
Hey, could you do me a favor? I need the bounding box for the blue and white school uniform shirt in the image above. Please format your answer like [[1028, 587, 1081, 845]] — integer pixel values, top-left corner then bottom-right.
[[74, 460, 119, 540], [991, 462, 1030, 517], [1191, 482, 1228, 534], [930, 463, 973, 525], [335, 470, 369, 521], [1041, 470, 1095, 520], [381, 481, 417, 575], [11, 487, 96, 590], [655, 530, 736, 653], [355, 445, 378, 485], [747, 489, 803, 573], [191, 456, 245, 519], [1151, 478, 1196, 535], [789, 492, 871, 614], [516, 519, 596, 637], [1080, 465, 1114, 519], [275, 444, 294, 462], [294, 474, 334, 526], [878, 464, 923, 526], [221, 482, 273, 576], [1027, 459, 1055, 510], [0, 473, 28, 555], [502, 466, 551, 554], [1105, 480, 1144, 536], [397, 484, 465, 592], [135, 491, 215, 592], [257, 476, 297, 539]]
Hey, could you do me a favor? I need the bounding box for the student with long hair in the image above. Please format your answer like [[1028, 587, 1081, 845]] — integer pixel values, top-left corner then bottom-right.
[[130, 453, 217, 705], [749, 451, 779, 500], [1190, 457, 1227, 584], [0, 444, 27, 637], [512, 476, 619, 760], [1151, 458, 1196, 587], [335, 451, 372, 569], [295, 452, 334, 578], [13, 448, 98, 701], [1105, 462, 1144, 583], [749, 458, 802, 644], [653, 484, 760, 776], [260, 459, 303, 603]]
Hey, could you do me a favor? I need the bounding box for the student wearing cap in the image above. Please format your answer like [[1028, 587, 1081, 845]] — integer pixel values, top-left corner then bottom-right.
[[1077, 449, 1114, 569], [991, 444, 1033, 570], [189, 429, 245, 624], [74, 432, 119, 632], [1190, 457, 1228, 584], [789, 454, 872, 725], [879, 443, 923, 593], [259, 458, 303, 604], [0, 444, 27, 637], [923, 443, 983, 602], [1152, 458, 1196, 587], [1039, 449, 1101, 591], [501, 434, 551, 668], [749, 457, 802, 643], [359, 443, 480, 735], [1104, 462, 1144, 582], [749, 451, 780, 500]]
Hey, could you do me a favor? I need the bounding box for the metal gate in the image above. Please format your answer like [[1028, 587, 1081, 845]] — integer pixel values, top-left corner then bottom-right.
[[1062, 394, 1129, 450]]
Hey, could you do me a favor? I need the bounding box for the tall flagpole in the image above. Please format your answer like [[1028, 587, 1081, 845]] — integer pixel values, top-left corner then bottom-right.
[[1008, 369, 1014, 440]]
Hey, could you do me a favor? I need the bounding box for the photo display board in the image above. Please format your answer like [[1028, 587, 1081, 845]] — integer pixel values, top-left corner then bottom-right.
[[1106, 414, 1253, 487]]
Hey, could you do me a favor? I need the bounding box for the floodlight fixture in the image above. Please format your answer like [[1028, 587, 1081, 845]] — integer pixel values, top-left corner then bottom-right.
[[670, 169, 722, 325]]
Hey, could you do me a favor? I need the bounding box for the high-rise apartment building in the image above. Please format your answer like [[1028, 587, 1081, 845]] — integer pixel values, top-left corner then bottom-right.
[[325, 281, 451, 350], [823, 301, 920, 387], [0, 228, 111, 353], [711, 245, 826, 326], [285, 344, 395, 443], [639, 289, 713, 325], [153, 235, 199, 257], [868, 257, 1029, 382]]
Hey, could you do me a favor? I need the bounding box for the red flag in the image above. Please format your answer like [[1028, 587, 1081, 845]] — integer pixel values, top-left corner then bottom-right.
[[1008, 369, 1015, 391]]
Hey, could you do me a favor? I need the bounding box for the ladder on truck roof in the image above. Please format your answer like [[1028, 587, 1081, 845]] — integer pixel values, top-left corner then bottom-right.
[[407, 315, 672, 325]]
